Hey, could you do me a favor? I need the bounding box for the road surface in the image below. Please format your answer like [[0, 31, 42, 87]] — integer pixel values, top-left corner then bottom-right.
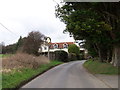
[[22, 60, 110, 88]]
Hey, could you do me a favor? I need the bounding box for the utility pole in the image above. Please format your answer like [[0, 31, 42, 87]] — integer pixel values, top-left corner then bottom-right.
[[46, 37, 51, 60]]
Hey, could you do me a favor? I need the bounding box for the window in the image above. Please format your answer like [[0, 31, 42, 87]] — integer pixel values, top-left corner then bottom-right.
[[63, 43, 68, 48], [80, 45, 84, 48], [53, 44, 58, 49], [44, 47, 47, 50]]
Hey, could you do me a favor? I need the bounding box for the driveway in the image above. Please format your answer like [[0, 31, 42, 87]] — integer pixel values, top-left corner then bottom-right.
[[21, 60, 112, 88]]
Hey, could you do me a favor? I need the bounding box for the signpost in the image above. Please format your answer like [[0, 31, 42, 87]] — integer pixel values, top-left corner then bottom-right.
[[46, 37, 51, 60]]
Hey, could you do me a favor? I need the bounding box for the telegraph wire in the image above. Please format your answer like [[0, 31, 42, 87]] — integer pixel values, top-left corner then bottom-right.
[[0, 22, 21, 45], [53, 0, 59, 5], [0, 22, 19, 37]]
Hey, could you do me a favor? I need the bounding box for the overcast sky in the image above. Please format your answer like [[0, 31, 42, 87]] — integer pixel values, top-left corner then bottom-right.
[[0, 0, 74, 46]]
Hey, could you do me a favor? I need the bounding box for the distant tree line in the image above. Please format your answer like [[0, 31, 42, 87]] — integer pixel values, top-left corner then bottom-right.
[[1, 31, 45, 56]]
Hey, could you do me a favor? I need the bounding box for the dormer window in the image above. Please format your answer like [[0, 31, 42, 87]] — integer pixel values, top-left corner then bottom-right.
[[44, 46, 47, 50], [63, 43, 68, 48], [53, 44, 58, 49]]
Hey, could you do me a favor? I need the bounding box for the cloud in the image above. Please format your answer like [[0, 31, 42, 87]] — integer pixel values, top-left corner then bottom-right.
[[0, 0, 74, 45]]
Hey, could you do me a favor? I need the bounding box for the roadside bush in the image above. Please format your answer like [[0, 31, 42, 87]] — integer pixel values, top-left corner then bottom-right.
[[79, 53, 84, 60], [54, 50, 68, 62], [68, 44, 80, 56], [2, 53, 50, 70], [68, 53, 77, 61]]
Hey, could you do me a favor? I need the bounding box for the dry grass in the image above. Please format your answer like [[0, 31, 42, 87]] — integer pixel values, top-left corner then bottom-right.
[[2, 53, 50, 71]]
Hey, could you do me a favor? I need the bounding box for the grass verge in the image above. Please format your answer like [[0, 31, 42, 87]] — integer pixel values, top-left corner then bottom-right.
[[83, 60, 119, 75], [0, 54, 12, 58], [2, 60, 63, 89]]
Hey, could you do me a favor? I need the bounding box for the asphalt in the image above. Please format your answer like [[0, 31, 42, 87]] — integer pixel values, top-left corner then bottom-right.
[[21, 60, 116, 88], [94, 74, 118, 88]]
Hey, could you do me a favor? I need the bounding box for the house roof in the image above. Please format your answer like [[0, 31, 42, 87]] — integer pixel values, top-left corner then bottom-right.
[[49, 42, 74, 49]]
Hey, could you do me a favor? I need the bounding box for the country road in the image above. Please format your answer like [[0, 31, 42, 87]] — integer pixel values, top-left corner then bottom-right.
[[21, 60, 110, 88]]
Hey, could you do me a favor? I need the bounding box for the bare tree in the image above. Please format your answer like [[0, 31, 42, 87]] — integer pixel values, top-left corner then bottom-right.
[[23, 31, 45, 55]]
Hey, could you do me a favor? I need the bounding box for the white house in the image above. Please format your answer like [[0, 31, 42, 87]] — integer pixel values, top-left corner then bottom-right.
[[38, 41, 85, 53]]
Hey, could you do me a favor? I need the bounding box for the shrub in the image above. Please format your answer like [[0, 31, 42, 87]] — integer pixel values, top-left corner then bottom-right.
[[79, 53, 84, 60], [2, 53, 50, 70], [68, 44, 80, 56], [68, 53, 77, 61], [54, 50, 68, 62]]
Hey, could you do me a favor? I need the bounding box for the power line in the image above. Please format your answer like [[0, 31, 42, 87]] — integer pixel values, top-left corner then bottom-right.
[[0, 22, 19, 37], [53, 0, 59, 5]]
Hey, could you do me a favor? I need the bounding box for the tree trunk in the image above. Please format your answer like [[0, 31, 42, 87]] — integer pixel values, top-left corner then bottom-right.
[[98, 46, 107, 62], [107, 48, 112, 63], [96, 43, 107, 62], [111, 45, 120, 67], [98, 49, 103, 62]]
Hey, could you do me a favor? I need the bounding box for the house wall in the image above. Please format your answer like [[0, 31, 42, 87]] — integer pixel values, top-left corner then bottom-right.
[[38, 42, 88, 60], [39, 43, 85, 53]]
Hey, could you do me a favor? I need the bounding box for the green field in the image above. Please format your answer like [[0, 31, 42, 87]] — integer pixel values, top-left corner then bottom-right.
[[0, 54, 2, 58], [0, 54, 12, 58], [83, 60, 119, 75], [2, 60, 63, 89]]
